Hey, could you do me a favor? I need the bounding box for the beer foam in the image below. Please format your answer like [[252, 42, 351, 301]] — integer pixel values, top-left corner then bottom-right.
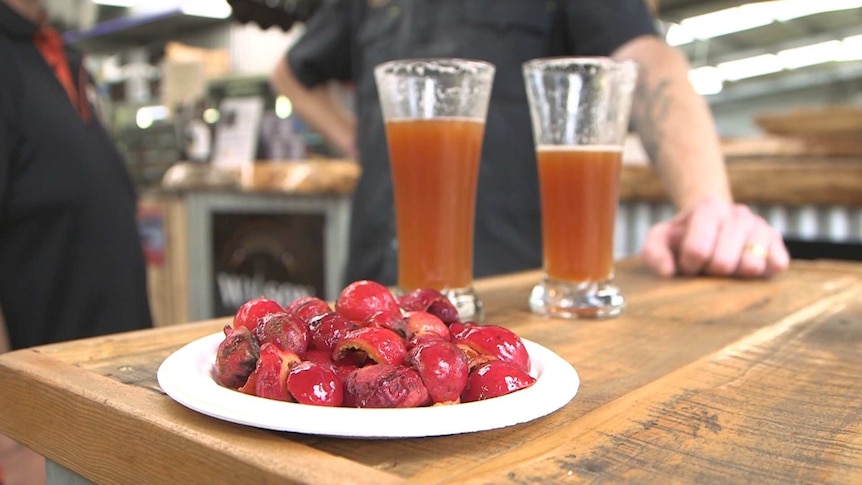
[[536, 144, 622, 153]]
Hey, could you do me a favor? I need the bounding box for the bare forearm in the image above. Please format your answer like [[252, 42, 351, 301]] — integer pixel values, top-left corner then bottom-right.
[[614, 36, 732, 211], [270, 57, 356, 158]]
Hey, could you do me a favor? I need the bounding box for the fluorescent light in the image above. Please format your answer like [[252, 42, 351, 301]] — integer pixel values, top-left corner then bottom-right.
[[773, 0, 862, 21], [665, 24, 694, 46], [681, 33, 862, 88], [717, 54, 783, 81], [777, 40, 843, 69], [688, 66, 723, 95], [673, 0, 862, 41], [840, 34, 862, 61], [180, 0, 231, 19], [680, 3, 775, 40]]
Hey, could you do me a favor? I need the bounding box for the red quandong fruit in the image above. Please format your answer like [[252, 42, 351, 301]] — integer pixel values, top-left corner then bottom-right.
[[254, 311, 309, 356], [283, 296, 324, 316], [218, 284, 538, 408], [402, 311, 450, 343], [407, 340, 469, 404], [397, 287, 460, 325], [214, 325, 260, 389], [307, 312, 360, 353], [286, 361, 344, 407], [333, 327, 408, 366], [365, 310, 407, 337], [335, 280, 401, 324], [233, 296, 284, 333], [239, 343, 301, 401], [288, 297, 333, 328], [460, 360, 536, 403], [343, 364, 430, 408], [303, 348, 358, 382], [451, 323, 531, 374]]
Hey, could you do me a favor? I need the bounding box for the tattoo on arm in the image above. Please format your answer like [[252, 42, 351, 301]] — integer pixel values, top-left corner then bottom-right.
[[631, 66, 672, 167]]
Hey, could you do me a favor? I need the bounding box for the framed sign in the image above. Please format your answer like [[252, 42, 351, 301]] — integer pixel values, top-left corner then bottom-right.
[[211, 212, 326, 317]]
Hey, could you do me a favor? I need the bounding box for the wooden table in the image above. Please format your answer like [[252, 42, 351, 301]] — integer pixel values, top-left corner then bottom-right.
[[1, 259, 861, 484]]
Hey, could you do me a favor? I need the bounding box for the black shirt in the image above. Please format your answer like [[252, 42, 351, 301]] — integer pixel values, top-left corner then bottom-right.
[[0, 4, 152, 349], [288, 0, 657, 285]]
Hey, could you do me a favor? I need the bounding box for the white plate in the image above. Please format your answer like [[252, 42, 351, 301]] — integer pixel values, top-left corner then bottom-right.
[[157, 332, 580, 438]]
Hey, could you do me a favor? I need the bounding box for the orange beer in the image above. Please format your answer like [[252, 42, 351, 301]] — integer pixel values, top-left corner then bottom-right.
[[386, 118, 484, 291], [537, 145, 622, 282]]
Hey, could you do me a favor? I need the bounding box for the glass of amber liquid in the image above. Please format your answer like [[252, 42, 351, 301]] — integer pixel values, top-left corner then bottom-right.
[[523, 57, 638, 319], [374, 59, 495, 320]]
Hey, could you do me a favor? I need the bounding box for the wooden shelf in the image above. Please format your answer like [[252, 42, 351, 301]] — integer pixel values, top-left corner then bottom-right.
[[621, 157, 862, 207], [63, 8, 228, 52]]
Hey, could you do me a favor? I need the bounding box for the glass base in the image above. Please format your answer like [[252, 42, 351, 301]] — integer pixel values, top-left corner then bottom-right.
[[443, 286, 484, 322], [392, 286, 484, 322], [529, 277, 625, 319]]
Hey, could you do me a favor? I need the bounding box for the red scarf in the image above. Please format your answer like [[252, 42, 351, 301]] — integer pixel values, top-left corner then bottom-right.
[[33, 25, 91, 122]]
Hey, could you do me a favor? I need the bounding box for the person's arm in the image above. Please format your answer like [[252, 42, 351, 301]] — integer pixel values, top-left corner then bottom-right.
[[269, 0, 356, 159], [612, 36, 789, 278], [613, 35, 731, 211], [270, 57, 357, 159]]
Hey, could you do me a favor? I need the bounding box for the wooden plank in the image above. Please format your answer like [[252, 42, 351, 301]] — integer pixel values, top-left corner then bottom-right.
[[139, 195, 173, 328], [35, 319, 224, 366], [755, 105, 862, 138], [722, 136, 862, 158], [238, 160, 361, 194], [0, 348, 406, 485], [138, 192, 190, 327], [467, 282, 862, 484], [621, 159, 862, 206], [167, 194, 190, 325]]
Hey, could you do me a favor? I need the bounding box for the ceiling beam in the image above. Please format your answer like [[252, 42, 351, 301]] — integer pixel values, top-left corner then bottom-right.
[[707, 61, 862, 105], [658, 0, 748, 21], [685, 24, 862, 66]]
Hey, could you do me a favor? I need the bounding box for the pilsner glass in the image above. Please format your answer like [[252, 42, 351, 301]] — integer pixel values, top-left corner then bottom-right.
[[374, 59, 495, 320], [523, 57, 638, 319]]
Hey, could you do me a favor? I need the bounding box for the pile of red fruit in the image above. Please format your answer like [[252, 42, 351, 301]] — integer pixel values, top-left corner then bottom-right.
[[214, 280, 536, 408]]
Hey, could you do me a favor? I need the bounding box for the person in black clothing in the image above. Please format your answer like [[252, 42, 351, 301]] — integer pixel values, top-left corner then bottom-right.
[[0, 0, 152, 348], [0, 0, 152, 480], [271, 0, 790, 284]]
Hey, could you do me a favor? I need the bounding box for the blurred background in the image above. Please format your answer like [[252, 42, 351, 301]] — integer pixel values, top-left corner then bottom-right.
[[43, 0, 862, 181], [40, 0, 862, 325]]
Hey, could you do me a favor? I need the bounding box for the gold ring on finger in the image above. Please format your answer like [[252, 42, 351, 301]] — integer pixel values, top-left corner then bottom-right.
[[746, 243, 768, 259]]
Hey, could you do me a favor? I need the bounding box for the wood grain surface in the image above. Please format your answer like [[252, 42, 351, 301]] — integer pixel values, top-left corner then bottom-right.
[[0, 259, 860, 484]]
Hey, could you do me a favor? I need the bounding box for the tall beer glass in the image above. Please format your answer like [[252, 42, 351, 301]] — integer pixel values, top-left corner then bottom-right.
[[374, 59, 495, 320], [523, 57, 638, 319]]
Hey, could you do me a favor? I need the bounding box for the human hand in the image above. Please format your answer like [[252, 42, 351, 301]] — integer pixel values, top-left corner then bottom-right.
[[640, 197, 790, 278], [331, 130, 358, 161]]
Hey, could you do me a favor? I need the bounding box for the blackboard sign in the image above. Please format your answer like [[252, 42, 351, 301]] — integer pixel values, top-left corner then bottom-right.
[[211, 212, 326, 317]]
